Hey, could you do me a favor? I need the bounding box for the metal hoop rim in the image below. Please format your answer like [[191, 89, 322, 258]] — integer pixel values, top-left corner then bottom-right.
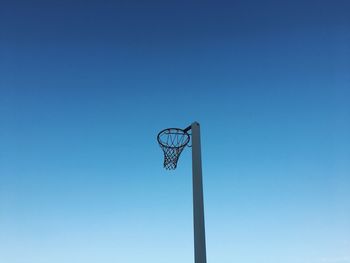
[[157, 127, 190, 149]]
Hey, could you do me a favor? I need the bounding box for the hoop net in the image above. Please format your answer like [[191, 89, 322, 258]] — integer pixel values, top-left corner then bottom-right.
[[157, 128, 190, 170]]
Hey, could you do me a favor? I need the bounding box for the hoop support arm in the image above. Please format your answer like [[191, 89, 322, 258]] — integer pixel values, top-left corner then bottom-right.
[[183, 125, 192, 133]]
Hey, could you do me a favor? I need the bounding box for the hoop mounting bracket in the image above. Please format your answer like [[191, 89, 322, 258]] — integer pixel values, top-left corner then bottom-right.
[[183, 125, 192, 133]]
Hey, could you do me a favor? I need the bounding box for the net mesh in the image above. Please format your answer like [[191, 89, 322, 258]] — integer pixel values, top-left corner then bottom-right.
[[157, 128, 190, 170]]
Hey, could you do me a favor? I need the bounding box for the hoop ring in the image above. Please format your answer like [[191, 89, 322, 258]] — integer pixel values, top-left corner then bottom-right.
[[157, 128, 190, 149]]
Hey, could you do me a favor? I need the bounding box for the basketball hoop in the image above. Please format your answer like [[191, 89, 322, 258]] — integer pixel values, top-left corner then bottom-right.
[[157, 127, 191, 170], [156, 122, 207, 263]]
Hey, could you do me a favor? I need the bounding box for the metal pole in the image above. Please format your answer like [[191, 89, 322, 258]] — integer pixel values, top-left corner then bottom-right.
[[191, 122, 207, 263]]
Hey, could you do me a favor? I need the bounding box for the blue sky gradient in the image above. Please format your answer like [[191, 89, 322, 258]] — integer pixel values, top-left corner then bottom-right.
[[1, 1, 350, 263]]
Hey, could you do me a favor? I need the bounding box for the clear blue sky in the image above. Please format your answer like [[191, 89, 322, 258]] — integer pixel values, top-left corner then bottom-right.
[[1, 1, 349, 263]]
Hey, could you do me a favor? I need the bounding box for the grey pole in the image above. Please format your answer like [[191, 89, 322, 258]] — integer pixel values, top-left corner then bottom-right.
[[191, 122, 207, 263]]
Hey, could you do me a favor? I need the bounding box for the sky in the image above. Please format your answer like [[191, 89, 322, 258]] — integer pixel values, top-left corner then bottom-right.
[[0, 1, 350, 263]]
